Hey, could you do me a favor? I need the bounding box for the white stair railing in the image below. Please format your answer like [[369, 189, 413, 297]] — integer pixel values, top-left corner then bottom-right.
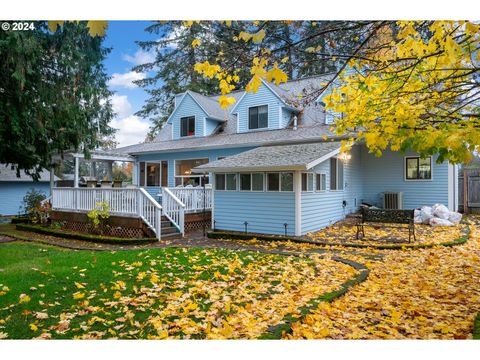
[[167, 187, 212, 213], [162, 187, 185, 236], [137, 188, 162, 240]]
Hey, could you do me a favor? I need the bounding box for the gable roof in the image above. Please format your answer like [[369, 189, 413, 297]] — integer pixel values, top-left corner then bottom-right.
[[0, 165, 58, 182], [192, 141, 342, 172], [116, 124, 344, 155]]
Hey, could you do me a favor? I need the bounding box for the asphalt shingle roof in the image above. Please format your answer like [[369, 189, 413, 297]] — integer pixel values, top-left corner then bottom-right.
[[193, 141, 342, 172], [0, 165, 58, 182]]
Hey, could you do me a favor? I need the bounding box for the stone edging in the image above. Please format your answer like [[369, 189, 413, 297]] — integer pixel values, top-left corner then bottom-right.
[[208, 227, 470, 250]]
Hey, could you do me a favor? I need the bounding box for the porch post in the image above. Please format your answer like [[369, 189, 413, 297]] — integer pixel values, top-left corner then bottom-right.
[[49, 165, 55, 196], [294, 170, 302, 236], [74, 156, 79, 188], [92, 161, 97, 179], [107, 161, 113, 181], [132, 161, 138, 186]]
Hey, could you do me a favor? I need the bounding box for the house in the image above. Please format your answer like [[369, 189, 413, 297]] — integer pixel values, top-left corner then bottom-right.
[[49, 75, 459, 239], [0, 165, 56, 216]]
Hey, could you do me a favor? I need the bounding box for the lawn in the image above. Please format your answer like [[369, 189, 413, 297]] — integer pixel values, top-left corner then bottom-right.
[[0, 242, 356, 339]]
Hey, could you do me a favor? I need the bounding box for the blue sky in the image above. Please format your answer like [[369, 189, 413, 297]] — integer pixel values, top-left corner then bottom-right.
[[103, 21, 159, 147]]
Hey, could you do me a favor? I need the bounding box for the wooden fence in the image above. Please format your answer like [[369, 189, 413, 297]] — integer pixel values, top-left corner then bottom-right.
[[459, 169, 480, 214]]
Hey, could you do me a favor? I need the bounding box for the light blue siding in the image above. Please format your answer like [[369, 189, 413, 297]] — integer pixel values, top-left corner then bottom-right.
[[301, 145, 363, 234], [137, 147, 255, 188], [170, 93, 207, 139], [281, 108, 292, 127], [0, 182, 51, 216], [205, 118, 221, 135], [214, 191, 295, 236], [360, 147, 449, 209], [234, 84, 284, 133]]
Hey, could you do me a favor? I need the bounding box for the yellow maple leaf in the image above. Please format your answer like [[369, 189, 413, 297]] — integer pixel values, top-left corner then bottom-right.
[[86, 21, 108, 37], [219, 95, 236, 109], [72, 292, 85, 300], [19, 294, 31, 303], [74, 282, 85, 289], [191, 39, 202, 48], [252, 30, 266, 44], [29, 323, 38, 332], [47, 21, 64, 33]]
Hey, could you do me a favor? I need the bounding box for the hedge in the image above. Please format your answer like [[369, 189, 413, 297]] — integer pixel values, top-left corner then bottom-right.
[[14, 223, 157, 245]]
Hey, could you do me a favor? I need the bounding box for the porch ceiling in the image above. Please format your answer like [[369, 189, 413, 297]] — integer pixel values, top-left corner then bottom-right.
[[193, 141, 342, 173]]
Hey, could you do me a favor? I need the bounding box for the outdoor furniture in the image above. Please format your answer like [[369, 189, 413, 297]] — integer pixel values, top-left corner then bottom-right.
[[356, 208, 416, 242], [86, 180, 97, 188], [101, 181, 112, 188]]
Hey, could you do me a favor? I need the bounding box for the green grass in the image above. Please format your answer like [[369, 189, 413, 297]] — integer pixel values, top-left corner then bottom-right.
[[0, 241, 337, 339]]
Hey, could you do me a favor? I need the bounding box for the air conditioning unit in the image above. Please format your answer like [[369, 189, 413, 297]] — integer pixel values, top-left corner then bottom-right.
[[383, 192, 404, 210]]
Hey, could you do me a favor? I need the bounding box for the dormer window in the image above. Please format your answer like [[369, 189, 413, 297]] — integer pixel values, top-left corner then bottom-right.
[[180, 116, 195, 137], [248, 105, 268, 130]]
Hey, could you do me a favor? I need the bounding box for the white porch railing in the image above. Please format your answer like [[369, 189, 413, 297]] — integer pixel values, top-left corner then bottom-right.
[[51, 187, 162, 240], [167, 187, 212, 213], [161, 188, 185, 236]]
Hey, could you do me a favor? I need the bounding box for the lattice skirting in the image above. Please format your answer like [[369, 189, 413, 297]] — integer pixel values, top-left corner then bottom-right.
[[62, 221, 144, 238], [185, 219, 211, 232]]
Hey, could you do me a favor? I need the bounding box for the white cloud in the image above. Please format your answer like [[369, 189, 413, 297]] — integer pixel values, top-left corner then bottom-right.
[[111, 115, 150, 147], [107, 94, 149, 147], [110, 94, 132, 118], [108, 71, 146, 89], [122, 49, 155, 66]]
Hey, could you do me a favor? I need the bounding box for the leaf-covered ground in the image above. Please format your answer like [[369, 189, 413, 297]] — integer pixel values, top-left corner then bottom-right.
[[0, 243, 355, 339], [307, 221, 468, 246], [286, 220, 480, 339]]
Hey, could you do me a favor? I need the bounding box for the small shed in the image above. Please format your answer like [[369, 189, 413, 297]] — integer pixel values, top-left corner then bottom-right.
[[0, 165, 56, 216]]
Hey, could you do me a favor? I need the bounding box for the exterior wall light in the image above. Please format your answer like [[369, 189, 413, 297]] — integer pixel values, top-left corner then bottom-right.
[[340, 152, 352, 161]]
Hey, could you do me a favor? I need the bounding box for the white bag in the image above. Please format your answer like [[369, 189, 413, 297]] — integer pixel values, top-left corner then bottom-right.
[[420, 206, 433, 224], [413, 209, 423, 224], [429, 217, 453, 227], [448, 212, 462, 226], [432, 203, 451, 220]]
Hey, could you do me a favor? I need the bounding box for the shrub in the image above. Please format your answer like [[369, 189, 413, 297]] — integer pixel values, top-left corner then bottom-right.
[[21, 189, 50, 224], [87, 201, 110, 235]]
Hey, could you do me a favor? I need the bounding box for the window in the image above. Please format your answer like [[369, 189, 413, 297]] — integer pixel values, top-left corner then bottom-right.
[[248, 105, 268, 130], [180, 116, 195, 137], [175, 158, 209, 186], [406, 157, 432, 180], [240, 173, 251, 191], [267, 172, 293, 192], [301, 173, 314, 192], [330, 158, 344, 190], [267, 173, 279, 191], [139, 161, 168, 187], [316, 173, 326, 191], [252, 173, 264, 191], [215, 174, 237, 191]]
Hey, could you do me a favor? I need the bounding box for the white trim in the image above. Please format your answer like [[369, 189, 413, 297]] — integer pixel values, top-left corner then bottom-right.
[[166, 91, 224, 125], [301, 172, 314, 192], [265, 172, 294, 192], [404, 156, 433, 182], [235, 112, 240, 133], [247, 104, 269, 131], [230, 92, 247, 113], [214, 173, 238, 192], [294, 171, 302, 236], [315, 172, 327, 192], [279, 104, 282, 129], [179, 115, 196, 138], [203, 117, 206, 137], [448, 162, 457, 211], [305, 148, 342, 170], [211, 173, 215, 229], [193, 165, 306, 173]]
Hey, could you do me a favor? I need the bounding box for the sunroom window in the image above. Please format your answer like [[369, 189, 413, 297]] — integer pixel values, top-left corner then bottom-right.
[[215, 173, 237, 191], [301, 173, 314, 192], [330, 158, 344, 190], [316, 173, 326, 191]]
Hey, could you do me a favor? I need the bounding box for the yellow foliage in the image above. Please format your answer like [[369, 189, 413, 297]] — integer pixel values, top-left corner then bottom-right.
[[191, 39, 202, 48]]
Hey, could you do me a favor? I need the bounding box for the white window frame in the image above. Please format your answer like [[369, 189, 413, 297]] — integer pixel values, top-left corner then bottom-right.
[[247, 104, 269, 130], [174, 158, 209, 186], [215, 173, 237, 191], [301, 172, 314, 192], [180, 115, 196, 138], [404, 156, 433, 182], [238, 172, 265, 192], [140, 161, 168, 188], [330, 157, 344, 191], [316, 173, 327, 192], [239, 173, 252, 191], [266, 172, 294, 192]]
